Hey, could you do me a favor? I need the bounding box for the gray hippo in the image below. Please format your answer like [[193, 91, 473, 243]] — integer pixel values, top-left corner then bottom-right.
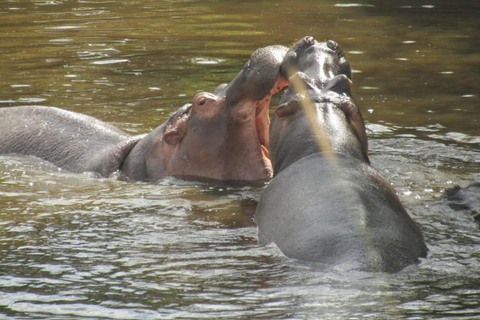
[[443, 183, 480, 224], [0, 45, 288, 182], [255, 37, 428, 272]]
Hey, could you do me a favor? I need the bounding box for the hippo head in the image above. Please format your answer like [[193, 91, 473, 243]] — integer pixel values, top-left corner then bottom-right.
[[133, 45, 288, 182], [280, 36, 352, 87], [214, 45, 289, 151], [269, 37, 368, 174]]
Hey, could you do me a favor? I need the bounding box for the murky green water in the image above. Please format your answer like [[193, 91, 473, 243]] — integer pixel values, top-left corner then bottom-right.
[[1, 0, 479, 319]]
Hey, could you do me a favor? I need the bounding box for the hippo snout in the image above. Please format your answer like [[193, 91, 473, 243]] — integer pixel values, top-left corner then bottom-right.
[[302, 36, 316, 46]]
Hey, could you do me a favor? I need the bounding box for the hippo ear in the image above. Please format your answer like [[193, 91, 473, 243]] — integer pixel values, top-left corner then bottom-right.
[[163, 119, 187, 145], [338, 101, 368, 154], [275, 100, 300, 118], [163, 131, 183, 145]]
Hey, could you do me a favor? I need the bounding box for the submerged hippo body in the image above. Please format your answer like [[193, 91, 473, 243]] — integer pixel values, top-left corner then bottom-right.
[[0, 105, 141, 177], [0, 45, 288, 182], [255, 37, 427, 272], [443, 183, 480, 224]]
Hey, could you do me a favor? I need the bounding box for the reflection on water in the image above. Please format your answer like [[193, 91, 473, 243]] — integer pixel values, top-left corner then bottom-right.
[[1, 0, 479, 319]]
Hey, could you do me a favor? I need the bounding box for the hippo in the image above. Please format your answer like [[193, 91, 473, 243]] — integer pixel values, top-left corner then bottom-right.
[[0, 45, 288, 182], [254, 37, 428, 272], [443, 183, 480, 224]]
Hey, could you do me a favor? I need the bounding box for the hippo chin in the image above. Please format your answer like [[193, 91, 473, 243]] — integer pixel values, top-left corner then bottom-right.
[[0, 45, 288, 182], [255, 37, 428, 272]]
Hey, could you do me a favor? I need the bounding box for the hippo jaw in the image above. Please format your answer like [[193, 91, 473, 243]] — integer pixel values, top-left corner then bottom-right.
[[199, 90, 276, 181], [144, 45, 288, 183], [255, 97, 271, 159], [143, 92, 275, 182], [254, 73, 290, 156], [225, 95, 274, 181], [221, 44, 289, 173]]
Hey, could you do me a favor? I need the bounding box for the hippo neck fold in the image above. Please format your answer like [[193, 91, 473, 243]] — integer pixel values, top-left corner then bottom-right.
[[120, 125, 166, 181], [87, 134, 146, 178], [271, 100, 369, 176]]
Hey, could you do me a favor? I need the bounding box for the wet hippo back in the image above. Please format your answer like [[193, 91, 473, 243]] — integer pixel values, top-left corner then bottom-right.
[[0, 106, 140, 176], [256, 153, 427, 272]]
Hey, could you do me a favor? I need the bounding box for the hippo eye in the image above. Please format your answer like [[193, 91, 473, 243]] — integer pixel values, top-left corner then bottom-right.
[[199, 98, 206, 106]]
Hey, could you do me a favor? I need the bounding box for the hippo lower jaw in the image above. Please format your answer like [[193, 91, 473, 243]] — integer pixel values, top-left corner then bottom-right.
[[226, 98, 274, 181], [255, 98, 271, 159], [255, 75, 289, 163]]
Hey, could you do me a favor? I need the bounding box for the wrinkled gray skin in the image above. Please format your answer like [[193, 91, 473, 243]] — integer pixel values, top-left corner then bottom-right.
[[0, 45, 288, 182], [255, 37, 428, 272], [0, 106, 142, 177]]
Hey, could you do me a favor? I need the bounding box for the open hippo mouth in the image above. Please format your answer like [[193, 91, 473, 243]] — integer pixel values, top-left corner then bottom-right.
[[255, 97, 272, 161], [254, 75, 289, 166]]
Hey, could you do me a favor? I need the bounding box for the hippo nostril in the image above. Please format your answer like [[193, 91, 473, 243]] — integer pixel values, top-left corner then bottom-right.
[[326, 40, 338, 51], [303, 36, 315, 46]]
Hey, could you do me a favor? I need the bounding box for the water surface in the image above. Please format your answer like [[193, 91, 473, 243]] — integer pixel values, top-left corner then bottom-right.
[[1, 0, 479, 319]]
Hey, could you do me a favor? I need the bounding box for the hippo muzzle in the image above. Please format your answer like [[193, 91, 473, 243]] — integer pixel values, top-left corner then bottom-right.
[[280, 36, 352, 87]]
